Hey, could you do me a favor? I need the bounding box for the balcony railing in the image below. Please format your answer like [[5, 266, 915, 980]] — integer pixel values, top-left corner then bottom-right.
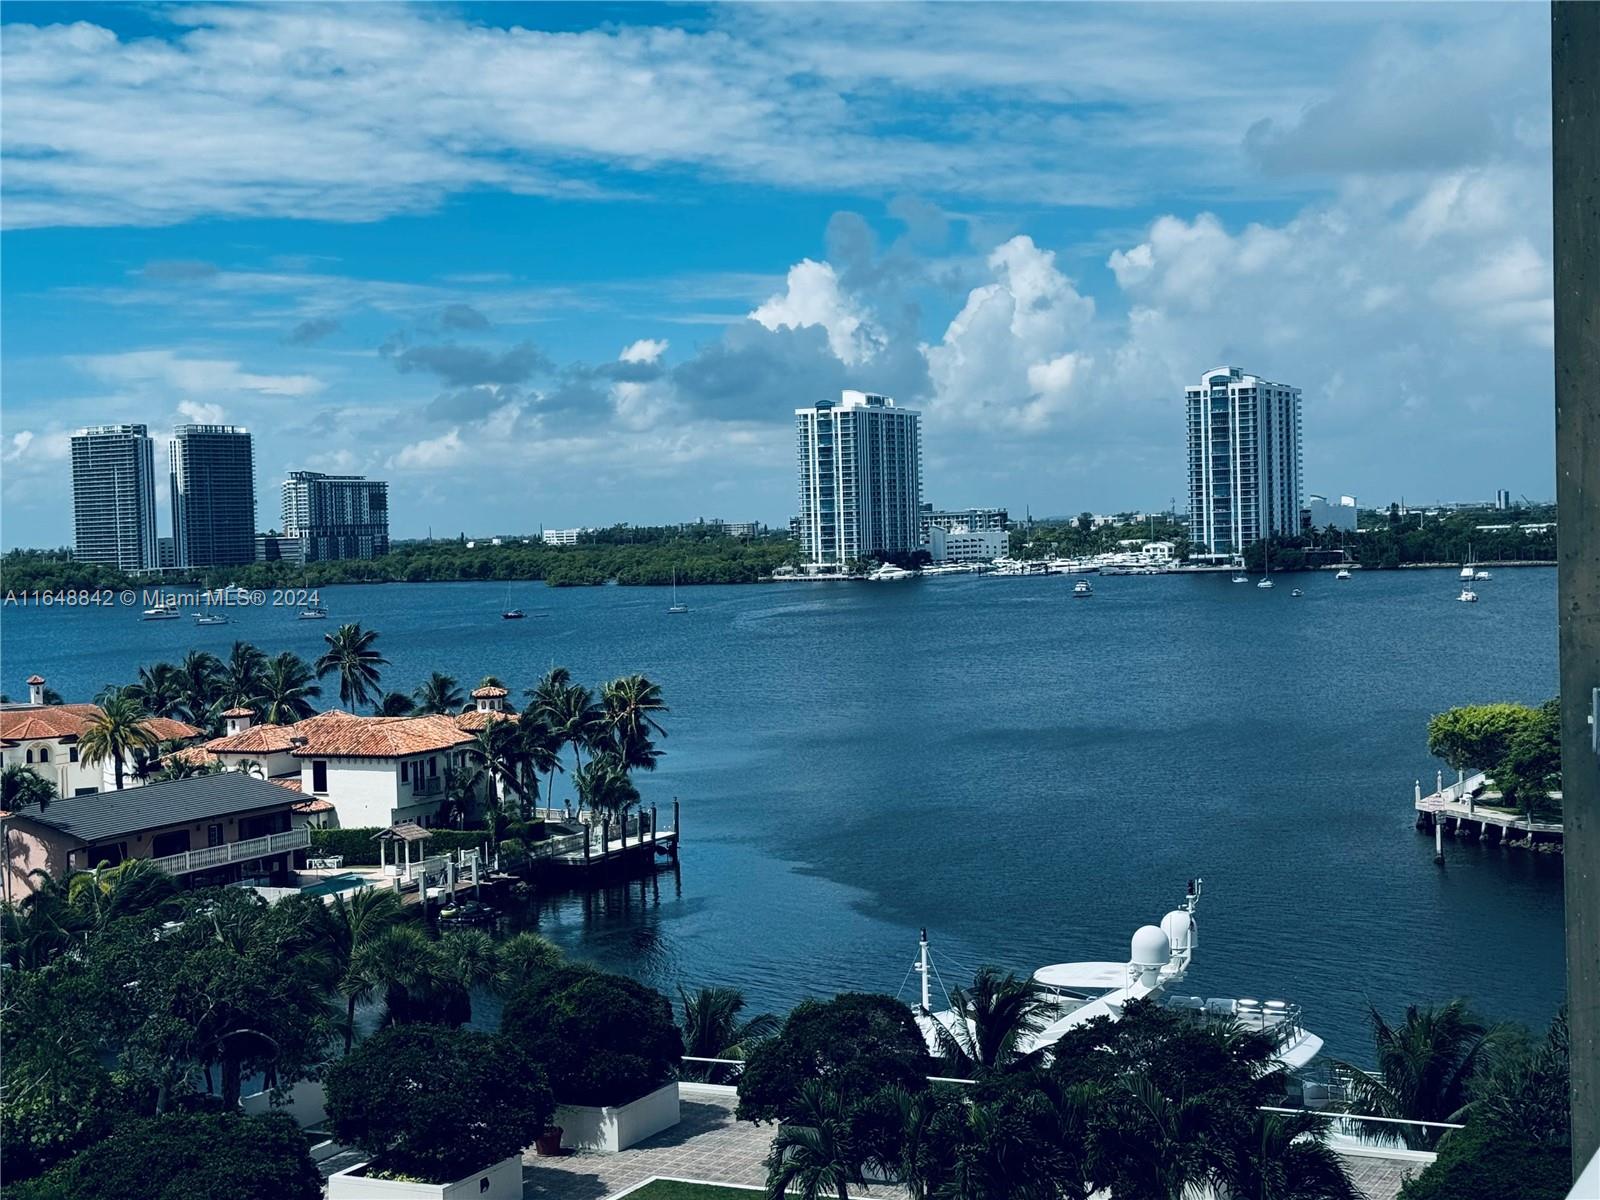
[[148, 826, 310, 876]]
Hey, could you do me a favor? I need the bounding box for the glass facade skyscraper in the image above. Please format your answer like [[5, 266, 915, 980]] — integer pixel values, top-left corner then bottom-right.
[[170, 424, 257, 567], [796, 390, 922, 565], [70, 424, 159, 571], [1186, 367, 1302, 558], [281, 471, 390, 562]]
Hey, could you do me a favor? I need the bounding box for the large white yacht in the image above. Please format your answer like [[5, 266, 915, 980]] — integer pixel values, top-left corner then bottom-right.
[[910, 879, 1324, 1072]]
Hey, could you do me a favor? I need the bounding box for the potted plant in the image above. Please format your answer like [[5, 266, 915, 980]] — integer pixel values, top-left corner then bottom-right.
[[502, 965, 684, 1152], [322, 1025, 551, 1198]]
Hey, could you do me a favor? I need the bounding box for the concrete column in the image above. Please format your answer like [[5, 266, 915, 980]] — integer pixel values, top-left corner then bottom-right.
[[1554, 2, 1600, 1175]]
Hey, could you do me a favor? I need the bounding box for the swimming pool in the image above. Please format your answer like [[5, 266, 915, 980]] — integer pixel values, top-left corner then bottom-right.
[[299, 873, 373, 898]]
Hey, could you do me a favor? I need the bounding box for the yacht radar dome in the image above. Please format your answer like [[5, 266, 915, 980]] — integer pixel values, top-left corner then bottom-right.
[[1159, 910, 1195, 954], [1130, 925, 1171, 986]]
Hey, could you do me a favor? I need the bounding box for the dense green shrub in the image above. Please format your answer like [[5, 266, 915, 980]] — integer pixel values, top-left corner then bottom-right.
[[308, 826, 501, 865], [1398, 1121, 1570, 1200], [12, 1112, 320, 1200], [735, 992, 935, 1124], [324, 1024, 552, 1182], [502, 965, 683, 1107]]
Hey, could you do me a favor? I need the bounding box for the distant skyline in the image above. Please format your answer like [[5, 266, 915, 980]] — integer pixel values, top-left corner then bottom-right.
[[0, 2, 1555, 548]]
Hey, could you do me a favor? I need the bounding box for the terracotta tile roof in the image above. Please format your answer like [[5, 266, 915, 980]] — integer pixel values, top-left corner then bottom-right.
[[205, 722, 300, 754], [288, 710, 472, 759], [141, 717, 204, 742], [168, 744, 221, 767], [470, 685, 509, 699], [455, 709, 521, 732], [0, 706, 200, 745], [273, 776, 306, 793], [291, 796, 332, 812], [25, 675, 45, 685], [220, 706, 257, 718]]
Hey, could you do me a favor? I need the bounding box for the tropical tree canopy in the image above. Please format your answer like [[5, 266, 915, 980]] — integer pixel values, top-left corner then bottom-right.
[[1426, 703, 1542, 775], [314, 623, 389, 711], [258, 652, 321, 724], [933, 966, 1055, 1076], [679, 985, 780, 1083], [323, 1024, 552, 1184], [412, 672, 465, 715], [2, 764, 57, 814]]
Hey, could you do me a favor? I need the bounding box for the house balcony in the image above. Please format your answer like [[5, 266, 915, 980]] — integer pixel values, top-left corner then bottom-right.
[[148, 826, 310, 876]]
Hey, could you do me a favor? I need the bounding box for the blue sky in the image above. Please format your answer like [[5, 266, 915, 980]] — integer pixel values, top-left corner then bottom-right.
[[0, 2, 1555, 546]]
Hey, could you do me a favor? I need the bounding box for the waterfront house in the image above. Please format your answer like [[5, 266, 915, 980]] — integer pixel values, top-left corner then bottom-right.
[[0, 772, 307, 900], [286, 710, 474, 828], [0, 674, 202, 796], [172, 706, 336, 827], [454, 683, 519, 732]]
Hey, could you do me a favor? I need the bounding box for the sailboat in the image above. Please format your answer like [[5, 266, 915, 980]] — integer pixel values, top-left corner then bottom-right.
[[1256, 543, 1274, 589], [1460, 545, 1477, 582], [668, 569, 688, 614], [1230, 555, 1248, 584], [501, 583, 525, 620]]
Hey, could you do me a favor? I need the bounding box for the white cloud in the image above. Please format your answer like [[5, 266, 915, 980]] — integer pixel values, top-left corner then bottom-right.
[[923, 236, 1095, 429], [176, 398, 226, 425], [619, 338, 669, 364], [72, 349, 323, 397], [389, 428, 466, 470], [751, 259, 884, 366]]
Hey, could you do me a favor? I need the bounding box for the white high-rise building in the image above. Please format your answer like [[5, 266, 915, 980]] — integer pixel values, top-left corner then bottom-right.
[[1185, 367, 1302, 558], [796, 390, 922, 565], [70, 424, 159, 571]]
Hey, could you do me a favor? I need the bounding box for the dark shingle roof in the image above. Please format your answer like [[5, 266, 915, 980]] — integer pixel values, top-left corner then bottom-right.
[[16, 773, 299, 846]]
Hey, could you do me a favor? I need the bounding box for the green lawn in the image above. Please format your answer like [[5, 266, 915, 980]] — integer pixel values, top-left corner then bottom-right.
[[619, 1183, 761, 1200]]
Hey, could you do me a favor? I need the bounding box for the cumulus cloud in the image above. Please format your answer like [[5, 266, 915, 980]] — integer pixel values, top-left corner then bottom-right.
[[620, 338, 669, 364], [176, 399, 226, 425], [751, 260, 885, 366], [923, 236, 1095, 429], [390, 428, 466, 470]]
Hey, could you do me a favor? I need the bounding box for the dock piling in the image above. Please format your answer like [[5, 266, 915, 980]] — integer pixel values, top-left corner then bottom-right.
[[1435, 819, 1445, 865]]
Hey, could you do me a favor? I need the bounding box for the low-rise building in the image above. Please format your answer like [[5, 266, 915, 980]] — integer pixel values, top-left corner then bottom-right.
[[288, 710, 475, 828], [542, 528, 585, 546], [928, 525, 1009, 563], [920, 505, 1008, 542], [1305, 494, 1359, 533], [2, 772, 308, 899]]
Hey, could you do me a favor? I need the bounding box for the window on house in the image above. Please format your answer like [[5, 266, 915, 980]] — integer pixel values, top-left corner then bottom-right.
[[25, 749, 33, 763], [430, 757, 438, 777], [207, 824, 224, 847], [39, 747, 49, 762], [312, 760, 328, 793], [68, 746, 78, 762], [400, 761, 409, 783]]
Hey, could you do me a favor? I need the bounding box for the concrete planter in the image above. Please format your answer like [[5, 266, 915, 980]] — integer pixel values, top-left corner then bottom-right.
[[327, 1154, 523, 1200], [556, 1081, 680, 1153]]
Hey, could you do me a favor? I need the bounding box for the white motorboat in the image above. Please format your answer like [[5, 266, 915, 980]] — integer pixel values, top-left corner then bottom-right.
[[1072, 579, 1093, 597], [1335, 569, 1352, 581], [1257, 578, 1274, 589], [193, 612, 229, 626], [141, 600, 180, 621], [1290, 588, 1303, 597], [1473, 569, 1492, 581], [867, 563, 915, 582], [297, 606, 329, 620], [1458, 588, 1479, 603], [909, 879, 1324, 1072]]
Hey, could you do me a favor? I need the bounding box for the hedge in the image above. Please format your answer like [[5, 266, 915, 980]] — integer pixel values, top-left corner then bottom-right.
[[1398, 1122, 1570, 1200], [307, 825, 541, 866], [13, 1112, 321, 1200]]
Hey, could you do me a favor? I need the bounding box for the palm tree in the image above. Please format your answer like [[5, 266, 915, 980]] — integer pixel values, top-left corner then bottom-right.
[[547, 682, 604, 785], [314, 623, 389, 711], [934, 966, 1054, 1075], [413, 672, 465, 715], [258, 652, 321, 724], [678, 985, 779, 1082], [1225, 1109, 1359, 1200], [1333, 1000, 1506, 1149], [601, 674, 669, 770], [461, 721, 527, 830], [495, 931, 564, 994], [347, 924, 440, 1028], [218, 641, 269, 711], [127, 662, 184, 719], [766, 1080, 862, 1200], [78, 696, 160, 790], [2, 763, 56, 813], [325, 887, 403, 1051], [376, 691, 416, 717], [174, 650, 223, 726], [575, 751, 639, 826], [232, 759, 265, 778], [435, 931, 499, 1025], [1098, 1072, 1221, 1200], [517, 716, 565, 815]]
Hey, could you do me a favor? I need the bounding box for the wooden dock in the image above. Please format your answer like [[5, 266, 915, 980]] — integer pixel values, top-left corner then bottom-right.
[[524, 802, 680, 871], [1414, 771, 1564, 854]]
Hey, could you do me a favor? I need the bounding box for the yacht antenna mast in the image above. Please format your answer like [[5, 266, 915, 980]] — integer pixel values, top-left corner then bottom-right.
[[916, 928, 932, 1012]]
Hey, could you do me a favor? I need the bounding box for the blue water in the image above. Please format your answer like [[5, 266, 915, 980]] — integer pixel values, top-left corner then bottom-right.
[[0, 568, 1566, 1059]]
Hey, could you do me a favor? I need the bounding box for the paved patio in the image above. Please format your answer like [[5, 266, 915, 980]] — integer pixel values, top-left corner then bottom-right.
[[322, 1087, 1417, 1200]]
